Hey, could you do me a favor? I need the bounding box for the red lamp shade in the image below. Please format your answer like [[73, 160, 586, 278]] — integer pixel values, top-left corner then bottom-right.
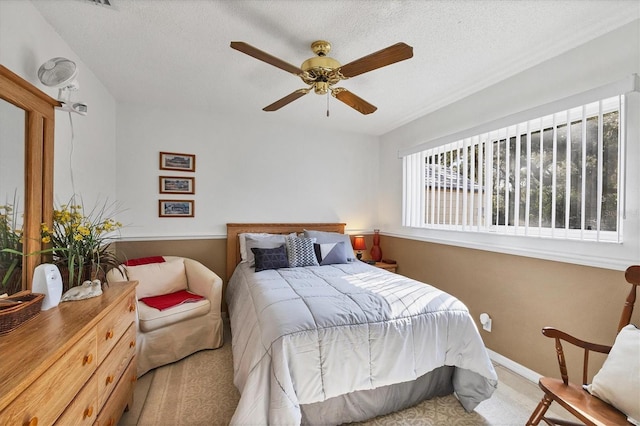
[[352, 235, 367, 251]]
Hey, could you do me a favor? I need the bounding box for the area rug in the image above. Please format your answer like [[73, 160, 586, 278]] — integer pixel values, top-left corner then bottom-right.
[[135, 344, 239, 426]]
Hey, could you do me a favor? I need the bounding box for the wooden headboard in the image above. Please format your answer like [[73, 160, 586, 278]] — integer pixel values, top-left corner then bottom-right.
[[226, 223, 346, 282]]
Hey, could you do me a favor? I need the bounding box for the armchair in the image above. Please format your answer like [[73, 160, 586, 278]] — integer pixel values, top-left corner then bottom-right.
[[527, 265, 639, 426], [107, 256, 223, 377]]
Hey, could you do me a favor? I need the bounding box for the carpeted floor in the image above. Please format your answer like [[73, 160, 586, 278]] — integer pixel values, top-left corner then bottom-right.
[[119, 322, 572, 426]]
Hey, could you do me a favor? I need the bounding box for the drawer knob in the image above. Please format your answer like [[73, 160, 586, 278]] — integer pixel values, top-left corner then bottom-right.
[[129, 340, 136, 348], [28, 417, 38, 426], [129, 304, 135, 312], [106, 329, 114, 339], [106, 374, 114, 385], [83, 353, 93, 365], [84, 406, 94, 418]]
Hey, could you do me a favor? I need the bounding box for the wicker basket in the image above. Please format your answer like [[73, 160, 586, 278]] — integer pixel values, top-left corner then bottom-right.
[[0, 291, 44, 335]]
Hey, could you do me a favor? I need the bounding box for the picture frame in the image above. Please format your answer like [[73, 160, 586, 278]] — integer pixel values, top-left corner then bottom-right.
[[159, 200, 194, 217], [159, 176, 195, 194], [159, 151, 196, 172]]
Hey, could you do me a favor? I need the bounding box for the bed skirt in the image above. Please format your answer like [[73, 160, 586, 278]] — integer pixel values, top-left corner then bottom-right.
[[301, 366, 455, 425]]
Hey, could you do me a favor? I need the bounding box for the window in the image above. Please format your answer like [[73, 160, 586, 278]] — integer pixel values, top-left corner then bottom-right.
[[403, 95, 625, 243]]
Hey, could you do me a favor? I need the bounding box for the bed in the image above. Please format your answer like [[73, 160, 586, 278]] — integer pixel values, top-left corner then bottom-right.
[[225, 223, 498, 425]]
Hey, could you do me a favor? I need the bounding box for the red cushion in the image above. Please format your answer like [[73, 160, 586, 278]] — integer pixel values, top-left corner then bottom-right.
[[124, 256, 166, 266], [139, 290, 204, 311]]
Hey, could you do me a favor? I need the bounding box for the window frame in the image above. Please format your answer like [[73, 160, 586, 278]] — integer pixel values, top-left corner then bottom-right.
[[399, 75, 640, 270]]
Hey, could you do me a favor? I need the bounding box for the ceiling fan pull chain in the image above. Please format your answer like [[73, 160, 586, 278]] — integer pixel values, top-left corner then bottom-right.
[[326, 91, 330, 117]]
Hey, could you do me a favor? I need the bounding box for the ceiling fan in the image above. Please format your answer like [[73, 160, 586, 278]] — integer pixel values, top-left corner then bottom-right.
[[230, 40, 413, 115]]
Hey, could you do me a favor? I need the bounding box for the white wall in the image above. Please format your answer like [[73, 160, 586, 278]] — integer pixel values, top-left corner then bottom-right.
[[116, 103, 380, 238], [0, 0, 117, 209], [378, 19, 640, 270]]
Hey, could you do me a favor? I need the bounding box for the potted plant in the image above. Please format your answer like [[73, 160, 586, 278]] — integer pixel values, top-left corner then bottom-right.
[[0, 202, 23, 295], [40, 197, 123, 292]]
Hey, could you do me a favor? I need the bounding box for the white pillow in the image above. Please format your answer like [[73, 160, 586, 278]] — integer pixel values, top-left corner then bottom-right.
[[239, 232, 297, 264], [125, 258, 188, 299], [245, 234, 289, 265], [238, 233, 271, 263], [586, 324, 640, 425]]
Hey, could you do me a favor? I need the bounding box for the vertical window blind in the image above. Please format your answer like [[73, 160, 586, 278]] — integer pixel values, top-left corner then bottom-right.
[[402, 93, 628, 243]]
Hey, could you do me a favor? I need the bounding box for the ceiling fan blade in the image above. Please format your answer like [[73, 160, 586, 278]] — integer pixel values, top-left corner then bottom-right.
[[338, 42, 413, 78], [230, 41, 303, 75], [263, 89, 310, 111], [331, 88, 377, 115]]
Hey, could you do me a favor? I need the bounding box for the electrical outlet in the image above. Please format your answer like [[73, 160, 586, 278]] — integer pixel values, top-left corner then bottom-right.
[[480, 313, 492, 332]]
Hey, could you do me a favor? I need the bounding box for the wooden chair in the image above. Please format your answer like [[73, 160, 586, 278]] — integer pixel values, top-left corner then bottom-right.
[[527, 265, 639, 426]]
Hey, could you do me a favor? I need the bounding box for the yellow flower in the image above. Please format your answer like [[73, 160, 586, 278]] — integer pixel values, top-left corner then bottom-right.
[[73, 234, 84, 241], [42, 236, 51, 243]]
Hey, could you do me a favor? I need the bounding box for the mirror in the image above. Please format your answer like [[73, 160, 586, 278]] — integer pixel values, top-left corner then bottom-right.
[[0, 98, 26, 294], [0, 65, 58, 294]]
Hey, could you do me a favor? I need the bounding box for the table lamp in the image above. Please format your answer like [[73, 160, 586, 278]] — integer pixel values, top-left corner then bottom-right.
[[352, 235, 366, 260]]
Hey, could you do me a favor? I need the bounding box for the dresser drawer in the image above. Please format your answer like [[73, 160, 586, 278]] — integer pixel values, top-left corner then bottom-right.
[[97, 292, 136, 364], [96, 322, 136, 409], [95, 357, 136, 426], [55, 374, 98, 425], [0, 328, 97, 426]]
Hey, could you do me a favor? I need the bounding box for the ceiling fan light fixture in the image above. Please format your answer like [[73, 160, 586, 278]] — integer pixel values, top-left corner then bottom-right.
[[301, 41, 342, 90], [314, 81, 329, 95]]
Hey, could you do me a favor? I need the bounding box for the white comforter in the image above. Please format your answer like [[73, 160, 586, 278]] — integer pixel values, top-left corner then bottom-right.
[[227, 261, 498, 425]]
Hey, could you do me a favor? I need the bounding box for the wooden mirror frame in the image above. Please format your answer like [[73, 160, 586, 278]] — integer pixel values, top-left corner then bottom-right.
[[0, 65, 58, 289]]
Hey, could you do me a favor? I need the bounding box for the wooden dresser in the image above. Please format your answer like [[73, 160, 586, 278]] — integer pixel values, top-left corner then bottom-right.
[[0, 282, 137, 426]]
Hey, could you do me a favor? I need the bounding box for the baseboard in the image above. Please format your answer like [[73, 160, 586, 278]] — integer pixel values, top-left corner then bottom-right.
[[486, 348, 541, 384]]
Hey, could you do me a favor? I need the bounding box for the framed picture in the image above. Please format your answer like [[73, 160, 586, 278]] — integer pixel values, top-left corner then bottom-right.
[[159, 151, 196, 172], [159, 176, 195, 194], [159, 200, 194, 217]]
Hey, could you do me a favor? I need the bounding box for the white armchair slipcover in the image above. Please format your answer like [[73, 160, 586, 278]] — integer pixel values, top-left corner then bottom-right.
[[107, 256, 223, 377]]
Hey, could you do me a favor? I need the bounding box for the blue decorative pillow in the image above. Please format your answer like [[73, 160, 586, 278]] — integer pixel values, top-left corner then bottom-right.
[[251, 245, 289, 272], [303, 230, 356, 262], [285, 235, 319, 268], [314, 241, 348, 265]]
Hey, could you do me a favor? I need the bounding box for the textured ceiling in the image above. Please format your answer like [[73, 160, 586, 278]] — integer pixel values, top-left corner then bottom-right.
[[31, 0, 640, 136]]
